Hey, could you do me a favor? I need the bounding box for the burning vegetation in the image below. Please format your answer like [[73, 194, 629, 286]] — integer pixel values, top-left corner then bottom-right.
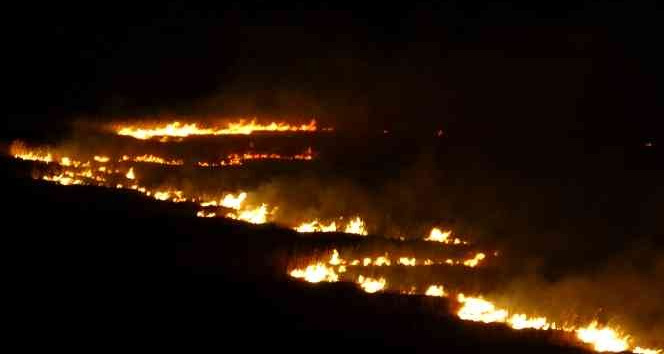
[[6, 118, 663, 354]]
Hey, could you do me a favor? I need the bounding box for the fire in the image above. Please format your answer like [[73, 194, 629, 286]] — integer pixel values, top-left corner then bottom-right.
[[424, 227, 467, 244], [634, 347, 662, 354], [463, 253, 486, 268], [397, 257, 416, 266], [116, 119, 318, 140], [329, 249, 342, 265], [220, 192, 247, 210], [9, 140, 53, 163], [425, 285, 447, 297], [198, 148, 314, 167], [457, 294, 509, 323], [357, 275, 386, 293], [94, 155, 110, 163], [125, 167, 135, 180], [576, 321, 629, 353], [227, 204, 269, 224], [121, 154, 183, 165], [289, 263, 339, 283], [344, 217, 368, 235], [294, 217, 367, 235]]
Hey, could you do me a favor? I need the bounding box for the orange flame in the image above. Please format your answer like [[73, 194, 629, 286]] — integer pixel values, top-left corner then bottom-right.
[[116, 119, 318, 140]]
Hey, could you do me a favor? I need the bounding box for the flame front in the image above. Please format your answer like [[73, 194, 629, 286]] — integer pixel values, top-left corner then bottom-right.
[[289, 263, 339, 283], [116, 119, 318, 140], [425, 285, 447, 297]]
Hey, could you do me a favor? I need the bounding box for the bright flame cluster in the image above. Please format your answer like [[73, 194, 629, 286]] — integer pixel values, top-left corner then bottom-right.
[[424, 227, 468, 244], [294, 217, 368, 236]]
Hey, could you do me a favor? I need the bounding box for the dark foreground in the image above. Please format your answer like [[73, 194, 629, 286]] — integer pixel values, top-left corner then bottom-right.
[[0, 157, 603, 353]]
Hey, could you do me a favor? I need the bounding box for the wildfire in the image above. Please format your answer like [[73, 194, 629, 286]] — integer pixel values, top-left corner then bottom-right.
[[116, 119, 318, 140], [357, 275, 386, 293], [576, 322, 629, 353], [425, 285, 447, 297], [197, 148, 314, 167], [125, 167, 136, 180], [294, 217, 367, 235], [94, 155, 110, 163], [424, 227, 467, 244], [289, 263, 339, 283], [121, 154, 183, 165], [462, 253, 486, 268], [10, 141, 53, 163], [344, 217, 368, 235], [226, 204, 269, 224]]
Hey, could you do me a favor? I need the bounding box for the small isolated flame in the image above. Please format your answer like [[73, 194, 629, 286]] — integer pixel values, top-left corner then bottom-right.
[[289, 263, 339, 283], [357, 275, 386, 293], [576, 321, 629, 353], [116, 119, 318, 140], [425, 285, 447, 297], [125, 167, 135, 180]]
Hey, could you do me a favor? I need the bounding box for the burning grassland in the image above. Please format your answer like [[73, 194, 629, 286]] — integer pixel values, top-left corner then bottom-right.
[[7, 118, 664, 353]]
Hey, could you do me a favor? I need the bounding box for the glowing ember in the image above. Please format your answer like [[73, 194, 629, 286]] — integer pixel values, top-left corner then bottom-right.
[[425, 285, 447, 297], [289, 263, 339, 283], [576, 321, 629, 353], [116, 119, 318, 140], [357, 275, 386, 293]]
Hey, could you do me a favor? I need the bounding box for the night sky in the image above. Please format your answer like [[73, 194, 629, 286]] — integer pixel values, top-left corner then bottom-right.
[[4, 2, 662, 142]]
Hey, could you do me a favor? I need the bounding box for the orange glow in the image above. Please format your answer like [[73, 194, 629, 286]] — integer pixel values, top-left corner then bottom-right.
[[463, 253, 486, 268], [226, 204, 269, 224], [344, 217, 368, 235], [116, 119, 318, 140], [94, 155, 110, 163]]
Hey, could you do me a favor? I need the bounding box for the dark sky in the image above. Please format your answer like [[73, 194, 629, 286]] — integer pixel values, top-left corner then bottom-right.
[[4, 2, 662, 141]]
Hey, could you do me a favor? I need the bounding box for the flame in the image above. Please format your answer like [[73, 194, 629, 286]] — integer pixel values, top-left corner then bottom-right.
[[289, 263, 339, 283], [576, 321, 629, 353], [93, 155, 110, 163], [220, 192, 247, 210], [294, 217, 367, 235], [9, 140, 53, 163], [122, 154, 183, 165], [125, 167, 135, 180], [634, 347, 662, 354], [344, 217, 368, 235], [424, 227, 467, 244], [457, 294, 509, 323], [227, 204, 269, 224], [116, 119, 318, 140], [425, 285, 447, 297], [463, 253, 486, 268], [196, 210, 216, 218], [357, 275, 386, 293], [397, 257, 416, 266]]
